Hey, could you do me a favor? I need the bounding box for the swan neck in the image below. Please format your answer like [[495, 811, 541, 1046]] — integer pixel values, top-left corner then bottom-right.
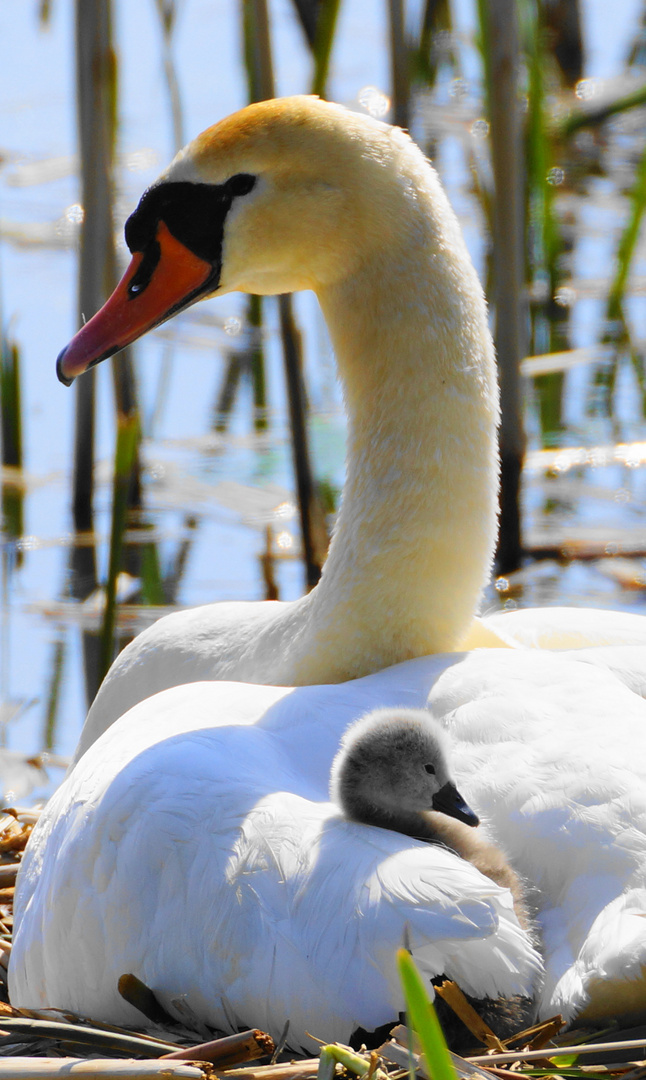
[[282, 188, 499, 684]]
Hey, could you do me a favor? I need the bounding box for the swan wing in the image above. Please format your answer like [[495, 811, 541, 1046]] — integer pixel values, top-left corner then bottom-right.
[[566, 644, 646, 699], [481, 606, 646, 650], [427, 647, 646, 1020], [74, 600, 292, 763], [547, 887, 646, 1020], [10, 710, 541, 1052]]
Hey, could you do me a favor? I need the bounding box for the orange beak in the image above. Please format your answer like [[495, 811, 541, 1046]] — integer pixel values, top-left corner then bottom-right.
[[56, 221, 216, 385]]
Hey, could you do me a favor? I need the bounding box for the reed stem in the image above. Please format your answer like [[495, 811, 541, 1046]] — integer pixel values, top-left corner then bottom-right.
[[73, 0, 142, 531], [478, 0, 527, 572], [389, 0, 410, 129], [153, 0, 185, 153], [279, 296, 327, 587], [244, 0, 325, 587]]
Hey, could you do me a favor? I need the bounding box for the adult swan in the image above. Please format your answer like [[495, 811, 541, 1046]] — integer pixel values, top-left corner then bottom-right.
[[62, 94, 508, 759], [11, 97, 646, 1040]]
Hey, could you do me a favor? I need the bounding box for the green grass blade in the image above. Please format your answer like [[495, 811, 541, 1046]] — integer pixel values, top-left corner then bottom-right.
[[98, 414, 140, 683], [397, 948, 458, 1080], [1, 339, 23, 468], [139, 540, 166, 606], [248, 292, 268, 431], [310, 0, 342, 98], [559, 81, 646, 139], [43, 638, 66, 751], [413, 0, 455, 87], [607, 140, 646, 318]]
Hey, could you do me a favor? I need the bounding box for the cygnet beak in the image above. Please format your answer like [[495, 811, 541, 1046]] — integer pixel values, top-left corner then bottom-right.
[[432, 782, 480, 827]]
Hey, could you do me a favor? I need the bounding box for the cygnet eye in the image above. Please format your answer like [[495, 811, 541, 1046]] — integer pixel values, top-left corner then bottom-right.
[[424, 763, 435, 775]]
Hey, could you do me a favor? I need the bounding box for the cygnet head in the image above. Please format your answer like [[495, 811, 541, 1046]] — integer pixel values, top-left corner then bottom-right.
[[330, 707, 479, 829]]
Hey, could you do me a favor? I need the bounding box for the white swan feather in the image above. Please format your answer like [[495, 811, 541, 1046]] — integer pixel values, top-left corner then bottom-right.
[[10, 674, 541, 1051]]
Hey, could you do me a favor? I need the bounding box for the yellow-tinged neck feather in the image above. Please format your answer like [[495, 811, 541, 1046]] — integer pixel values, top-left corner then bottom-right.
[[185, 102, 501, 683]]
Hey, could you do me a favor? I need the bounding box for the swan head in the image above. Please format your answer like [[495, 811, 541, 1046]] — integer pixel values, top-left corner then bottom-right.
[[57, 95, 421, 385], [330, 707, 480, 828]]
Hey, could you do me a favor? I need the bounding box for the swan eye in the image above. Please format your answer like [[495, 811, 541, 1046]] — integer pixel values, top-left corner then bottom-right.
[[226, 173, 256, 197], [424, 763, 435, 775]]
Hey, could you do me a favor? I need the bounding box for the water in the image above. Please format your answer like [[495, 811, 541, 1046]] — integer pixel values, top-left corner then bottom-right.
[[1, 0, 646, 802]]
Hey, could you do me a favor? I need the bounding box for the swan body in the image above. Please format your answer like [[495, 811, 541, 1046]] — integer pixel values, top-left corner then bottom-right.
[[10, 669, 543, 1051], [58, 95, 500, 762], [11, 647, 646, 1037]]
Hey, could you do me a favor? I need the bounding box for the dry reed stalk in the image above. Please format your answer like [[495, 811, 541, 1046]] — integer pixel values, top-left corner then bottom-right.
[[218, 1060, 320, 1080], [0, 1018, 178, 1056], [479, 1069, 546, 1080], [117, 974, 174, 1026], [468, 1039, 646, 1065], [0, 820, 32, 854], [161, 1029, 274, 1065], [260, 525, 279, 601], [0, 1062, 208, 1078], [434, 981, 505, 1052], [380, 1026, 492, 1080], [0, 864, 18, 887], [3, 809, 42, 826], [500, 1014, 564, 1051]]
